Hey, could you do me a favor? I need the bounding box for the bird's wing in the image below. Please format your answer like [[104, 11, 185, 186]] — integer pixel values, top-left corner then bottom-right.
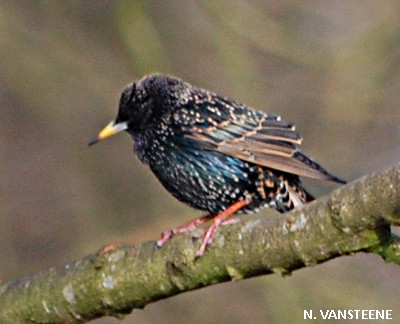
[[179, 97, 345, 184]]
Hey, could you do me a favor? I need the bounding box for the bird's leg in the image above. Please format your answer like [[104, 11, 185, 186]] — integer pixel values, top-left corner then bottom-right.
[[156, 214, 215, 248], [157, 214, 241, 249], [196, 198, 251, 258], [221, 217, 240, 225]]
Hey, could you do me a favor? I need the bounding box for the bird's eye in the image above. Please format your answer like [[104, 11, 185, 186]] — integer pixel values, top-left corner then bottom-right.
[[127, 83, 136, 103]]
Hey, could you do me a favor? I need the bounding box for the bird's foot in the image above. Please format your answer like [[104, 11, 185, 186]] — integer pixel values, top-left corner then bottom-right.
[[156, 214, 214, 248], [195, 199, 250, 259], [156, 199, 250, 258]]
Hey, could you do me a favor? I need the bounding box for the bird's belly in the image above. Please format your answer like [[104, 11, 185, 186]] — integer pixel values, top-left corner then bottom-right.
[[148, 147, 271, 214]]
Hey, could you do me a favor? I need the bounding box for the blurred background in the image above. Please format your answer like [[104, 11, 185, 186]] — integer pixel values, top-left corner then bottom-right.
[[1, 0, 400, 323]]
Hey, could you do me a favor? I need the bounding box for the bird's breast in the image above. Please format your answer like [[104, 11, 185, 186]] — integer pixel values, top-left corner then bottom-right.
[[142, 136, 261, 212], [132, 133, 149, 163]]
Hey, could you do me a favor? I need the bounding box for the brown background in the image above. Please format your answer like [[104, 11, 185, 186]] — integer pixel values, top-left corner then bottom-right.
[[1, 1, 400, 323]]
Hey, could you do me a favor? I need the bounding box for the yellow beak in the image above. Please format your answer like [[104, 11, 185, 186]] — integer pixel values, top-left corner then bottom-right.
[[88, 120, 128, 146]]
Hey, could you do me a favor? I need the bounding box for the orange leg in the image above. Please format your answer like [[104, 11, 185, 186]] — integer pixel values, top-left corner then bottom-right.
[[196, 199, 251, 258], [156, 214, 215, 248], [156, 214, 241, 248], [100, 243, 119, 254]]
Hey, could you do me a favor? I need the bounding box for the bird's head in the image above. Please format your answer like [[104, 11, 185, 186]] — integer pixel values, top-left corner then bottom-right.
[[89, 74, 185, 146]]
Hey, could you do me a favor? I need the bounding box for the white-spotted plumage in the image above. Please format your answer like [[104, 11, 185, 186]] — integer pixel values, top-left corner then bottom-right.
[[91, 73, 346, 256]]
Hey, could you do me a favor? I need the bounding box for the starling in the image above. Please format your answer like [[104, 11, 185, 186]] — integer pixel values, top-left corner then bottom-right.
[[89, 74, 346, 258]]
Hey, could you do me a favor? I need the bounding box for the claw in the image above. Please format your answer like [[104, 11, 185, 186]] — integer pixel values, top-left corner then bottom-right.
[[156, 199, 250, 258], [195, 199, 250, 258], [156, 214, 214, 248]]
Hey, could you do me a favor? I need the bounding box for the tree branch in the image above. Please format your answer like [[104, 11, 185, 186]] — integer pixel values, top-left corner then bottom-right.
[[1, 163, 399, 323]]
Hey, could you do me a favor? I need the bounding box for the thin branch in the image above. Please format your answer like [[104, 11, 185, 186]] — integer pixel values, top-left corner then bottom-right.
[[0, 163, 399, 323]]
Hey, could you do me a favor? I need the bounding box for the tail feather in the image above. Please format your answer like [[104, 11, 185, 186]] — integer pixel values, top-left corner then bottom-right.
[[293, 151, 346, 184]]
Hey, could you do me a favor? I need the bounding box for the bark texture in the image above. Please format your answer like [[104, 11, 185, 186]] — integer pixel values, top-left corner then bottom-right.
[[0, 164, 399, 323]]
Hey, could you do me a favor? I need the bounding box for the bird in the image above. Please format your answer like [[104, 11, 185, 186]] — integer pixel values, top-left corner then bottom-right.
[[89, 74, 346, 258]]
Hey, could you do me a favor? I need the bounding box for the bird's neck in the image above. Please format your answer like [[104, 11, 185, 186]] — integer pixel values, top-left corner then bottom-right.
[[132, 133, 149, 164]]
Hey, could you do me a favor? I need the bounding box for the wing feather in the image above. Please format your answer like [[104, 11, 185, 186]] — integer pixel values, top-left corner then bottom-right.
[[178, 96, 345, 184]]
